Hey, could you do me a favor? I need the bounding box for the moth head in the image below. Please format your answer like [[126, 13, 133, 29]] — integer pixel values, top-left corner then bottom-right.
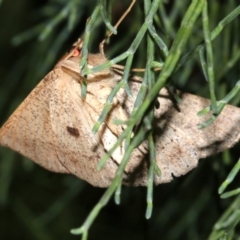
[[58, 39, 107, 66], [55, 39, 112, 81]]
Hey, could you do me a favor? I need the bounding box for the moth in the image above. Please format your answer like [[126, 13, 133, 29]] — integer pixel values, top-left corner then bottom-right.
[[1, 40, 240, 187]]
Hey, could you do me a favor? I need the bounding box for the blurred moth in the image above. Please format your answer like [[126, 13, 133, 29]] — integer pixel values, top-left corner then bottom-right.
[[1, 40, 240, 187]]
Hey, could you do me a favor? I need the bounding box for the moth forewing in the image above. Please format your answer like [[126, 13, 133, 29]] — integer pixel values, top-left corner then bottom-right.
[[0, 52, 119, 187]]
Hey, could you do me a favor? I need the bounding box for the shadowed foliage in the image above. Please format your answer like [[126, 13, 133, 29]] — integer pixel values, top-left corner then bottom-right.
[[0, 1, 240, 239]]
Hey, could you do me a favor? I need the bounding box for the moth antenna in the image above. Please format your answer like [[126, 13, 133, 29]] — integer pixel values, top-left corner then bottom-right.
[[112, 64, 161, 75], [99, 0, 136, 54]]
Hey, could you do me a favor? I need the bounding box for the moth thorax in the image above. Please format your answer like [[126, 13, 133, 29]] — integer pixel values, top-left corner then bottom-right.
[[87, 53, 112, 81]]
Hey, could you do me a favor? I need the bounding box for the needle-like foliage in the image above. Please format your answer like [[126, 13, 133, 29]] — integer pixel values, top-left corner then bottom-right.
[[0, 1, 240, 240]]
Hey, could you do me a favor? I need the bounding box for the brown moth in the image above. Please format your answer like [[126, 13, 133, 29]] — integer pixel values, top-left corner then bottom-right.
[[1, 41, 240, 187]]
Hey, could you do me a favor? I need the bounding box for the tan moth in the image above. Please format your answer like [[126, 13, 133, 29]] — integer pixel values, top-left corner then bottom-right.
[[1, 39, 240, 187]]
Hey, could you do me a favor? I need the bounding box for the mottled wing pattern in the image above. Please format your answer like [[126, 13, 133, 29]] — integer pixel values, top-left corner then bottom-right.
[[119, 83, 240, 186]]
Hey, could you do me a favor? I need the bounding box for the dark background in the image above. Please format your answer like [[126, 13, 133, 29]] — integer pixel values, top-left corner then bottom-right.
[[0, 1, 240, 239]]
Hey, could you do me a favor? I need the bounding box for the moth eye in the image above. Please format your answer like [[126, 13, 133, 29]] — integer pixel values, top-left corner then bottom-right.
[[67, 45, 81, 56], [72, 48, 81, 57]]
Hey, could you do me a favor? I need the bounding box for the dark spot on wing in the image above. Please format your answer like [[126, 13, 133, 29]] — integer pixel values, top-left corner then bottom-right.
[[66, 126, 80, 138], [155, 99, 160, 109]]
